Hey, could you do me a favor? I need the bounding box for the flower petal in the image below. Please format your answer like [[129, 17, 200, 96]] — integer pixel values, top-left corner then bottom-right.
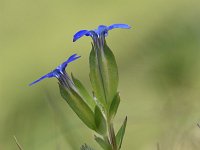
[[96, 25, 108, 36], [59, 54, 81, 71], [108, 24, 131, 31], [73, 30, 89, 42], [29, 72, 54, 86]]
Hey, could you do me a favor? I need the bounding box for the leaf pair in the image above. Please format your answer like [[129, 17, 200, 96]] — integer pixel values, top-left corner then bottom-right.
[[60, 76, 107, 135], [72, 75, 107, 135], [95, 117, 127, 150]]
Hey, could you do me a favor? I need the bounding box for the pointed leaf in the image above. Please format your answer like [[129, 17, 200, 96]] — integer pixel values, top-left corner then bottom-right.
[[100, 43, 119, 106], [94, 136, 112, 150], [71, 74, 96, 111], [109, 92, 120, 119], [94, 106, 107, 135], [89, 46, 107, 108], [59, 84, 96, 130], [89, 43, 119, 110], [116, 116, 127, 149]]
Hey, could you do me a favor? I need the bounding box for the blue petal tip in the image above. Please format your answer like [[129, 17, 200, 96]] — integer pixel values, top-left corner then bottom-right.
[[73, 30, 89, 42]]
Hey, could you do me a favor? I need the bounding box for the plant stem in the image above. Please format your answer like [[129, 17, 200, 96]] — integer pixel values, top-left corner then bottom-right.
[[13, 136, 23, 150], [108, 121, 117, 150]]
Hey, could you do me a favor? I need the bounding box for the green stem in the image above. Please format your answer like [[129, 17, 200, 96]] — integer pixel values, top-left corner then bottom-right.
[[108, 121, 117, 150]]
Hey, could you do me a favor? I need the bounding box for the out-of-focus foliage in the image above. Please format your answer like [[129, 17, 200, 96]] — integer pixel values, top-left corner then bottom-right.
[[1, 0, 200, 150]]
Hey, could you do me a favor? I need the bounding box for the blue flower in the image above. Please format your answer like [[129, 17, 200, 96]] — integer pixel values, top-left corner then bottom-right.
[[73, 24, 131, 42], [29, 54, 80, 87]]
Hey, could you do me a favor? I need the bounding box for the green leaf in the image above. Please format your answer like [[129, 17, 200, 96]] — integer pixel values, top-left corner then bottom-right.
[[94, 136, 112, 150], [100, 43, 119, 106], [116, 116, 127, 149], [89, 46, 107, 108], [71, 74, 96, 111], [109, 92, 120, 119], [89, 43, 119, 110], [59, 84, 96, 130], [94, 105, 107, 135]]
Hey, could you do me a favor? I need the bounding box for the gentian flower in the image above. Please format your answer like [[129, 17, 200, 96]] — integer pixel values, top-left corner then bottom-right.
[[29, 54, 80, 88], [73, 24, 131, 49]]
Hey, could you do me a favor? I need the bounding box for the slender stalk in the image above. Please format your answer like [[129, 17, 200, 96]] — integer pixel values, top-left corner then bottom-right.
[[13, 135, 23, 150], [107, 121, 117, 150]]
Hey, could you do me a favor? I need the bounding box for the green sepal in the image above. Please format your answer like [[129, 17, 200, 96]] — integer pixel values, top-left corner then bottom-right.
[[59, 84, 96, 130], [109, 92, 120, 120], [89, 43, 119, 110], [116, 116, 127, 149], [89, 45, 107, 108], [94, 136, 112, 150], [94, 105, 107, 135], [100, 43, 119, 107], [71, 73, 96, 111]]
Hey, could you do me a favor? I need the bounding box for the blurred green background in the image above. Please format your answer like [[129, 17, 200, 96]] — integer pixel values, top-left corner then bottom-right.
[[1, 0, 200, 149]]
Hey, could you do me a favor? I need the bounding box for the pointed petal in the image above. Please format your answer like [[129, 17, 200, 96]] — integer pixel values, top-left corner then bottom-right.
[[73, 30, 89, 42], [67, 54, 81, 63], [29, 72, 54, 86], [60, 54, 81, 71], [108, 24, 131, 30]]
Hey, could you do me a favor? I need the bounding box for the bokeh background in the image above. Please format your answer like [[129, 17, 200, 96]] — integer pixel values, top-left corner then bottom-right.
[[1, 0, 200, 149]]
